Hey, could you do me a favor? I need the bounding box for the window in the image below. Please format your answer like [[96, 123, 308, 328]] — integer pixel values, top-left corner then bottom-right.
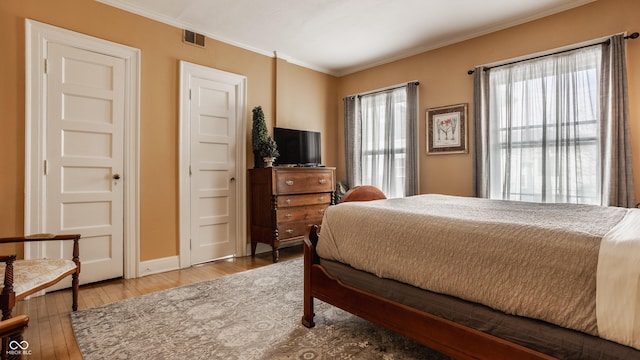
[[359, 89, 407, 198], [487, 47, 602, 205], [343, 82, 419, 198]]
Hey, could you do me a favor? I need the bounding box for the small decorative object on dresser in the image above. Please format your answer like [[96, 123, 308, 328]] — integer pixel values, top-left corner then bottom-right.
[[260, 137, 279, 167], [249, 167, 335, 262]]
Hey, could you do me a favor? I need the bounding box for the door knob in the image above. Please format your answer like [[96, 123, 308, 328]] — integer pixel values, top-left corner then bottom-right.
[[113, 174, 121, 180]]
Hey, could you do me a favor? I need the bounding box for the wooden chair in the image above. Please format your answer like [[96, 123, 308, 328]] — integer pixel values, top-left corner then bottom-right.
[[340, 185, 387, 203], [0, 234, 81, 321], [0, 315, 29, 360]]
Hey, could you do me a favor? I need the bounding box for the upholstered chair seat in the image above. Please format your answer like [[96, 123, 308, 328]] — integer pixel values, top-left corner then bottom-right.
[[0, 259, 77, 297]]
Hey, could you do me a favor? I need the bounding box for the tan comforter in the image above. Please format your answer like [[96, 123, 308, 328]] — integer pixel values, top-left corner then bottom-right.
[[317, 194, 628, 338]]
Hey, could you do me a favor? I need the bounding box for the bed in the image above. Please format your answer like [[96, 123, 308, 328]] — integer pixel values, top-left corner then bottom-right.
[[301, 191, 640, 359]]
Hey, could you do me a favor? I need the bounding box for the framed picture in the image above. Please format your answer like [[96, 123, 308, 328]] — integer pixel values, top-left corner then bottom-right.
[[426, 103, 468, 154]]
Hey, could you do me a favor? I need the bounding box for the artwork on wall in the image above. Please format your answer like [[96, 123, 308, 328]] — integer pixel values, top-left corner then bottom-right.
[[426, 103, 468, 154]]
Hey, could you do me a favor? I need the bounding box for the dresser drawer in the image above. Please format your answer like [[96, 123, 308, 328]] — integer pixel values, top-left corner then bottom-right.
[[277, 204, 327, 223], [275, 170, 334, 194], [277, 193, 331, 208], [277, 221, 319, 240]]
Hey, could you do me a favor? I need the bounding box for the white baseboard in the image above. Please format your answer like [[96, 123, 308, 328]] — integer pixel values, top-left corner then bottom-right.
[[139, 256, 180, 277], [249, 243, 271, 255], [246, 241, 302, 256], [139, 243, 301, 278]]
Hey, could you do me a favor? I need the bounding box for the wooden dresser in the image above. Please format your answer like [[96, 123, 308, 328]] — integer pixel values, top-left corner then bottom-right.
[[249, 167, 335, 262]]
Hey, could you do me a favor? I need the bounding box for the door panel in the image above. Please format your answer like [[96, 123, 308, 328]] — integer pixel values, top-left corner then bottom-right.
[[189, 77, 237, 264], [44, 42, 124, 286]]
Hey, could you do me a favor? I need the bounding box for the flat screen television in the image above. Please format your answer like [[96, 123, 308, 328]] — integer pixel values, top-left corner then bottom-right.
[[274, 127, 321, 166]]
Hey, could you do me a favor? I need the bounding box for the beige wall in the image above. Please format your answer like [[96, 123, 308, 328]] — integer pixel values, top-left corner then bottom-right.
[[275, 59, 339, 166], [0, 0, 337, 260], [336, 0, 640, 200]]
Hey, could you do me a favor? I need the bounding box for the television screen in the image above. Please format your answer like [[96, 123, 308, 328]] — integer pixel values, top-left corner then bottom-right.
[[274, 127, 321, 166]]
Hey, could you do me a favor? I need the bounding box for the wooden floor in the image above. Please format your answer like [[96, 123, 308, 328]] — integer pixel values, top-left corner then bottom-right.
[[13, 246, 303, 360]]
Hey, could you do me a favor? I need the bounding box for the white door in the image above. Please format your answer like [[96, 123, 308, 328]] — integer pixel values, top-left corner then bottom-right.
[[43, 42, 125, 285], [179, 62, 247, 267], [188, 76, 238, 264]]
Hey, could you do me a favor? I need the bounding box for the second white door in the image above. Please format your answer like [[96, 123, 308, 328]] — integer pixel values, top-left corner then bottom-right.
[[187, 67, 241, 265]]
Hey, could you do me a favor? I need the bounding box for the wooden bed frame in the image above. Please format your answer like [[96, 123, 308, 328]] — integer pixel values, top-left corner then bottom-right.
[[301, 225, 557, 360]]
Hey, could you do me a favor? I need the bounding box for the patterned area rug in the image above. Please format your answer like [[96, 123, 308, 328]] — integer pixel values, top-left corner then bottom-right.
[[71, 258, 450, 359]]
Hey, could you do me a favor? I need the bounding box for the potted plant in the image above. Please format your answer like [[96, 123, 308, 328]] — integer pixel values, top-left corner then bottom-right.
[[251, 106, 269, 168], [260, 137, 280, 167]]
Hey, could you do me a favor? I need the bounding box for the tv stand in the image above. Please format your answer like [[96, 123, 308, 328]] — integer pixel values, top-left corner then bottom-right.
[[249, 167, 335, 262]]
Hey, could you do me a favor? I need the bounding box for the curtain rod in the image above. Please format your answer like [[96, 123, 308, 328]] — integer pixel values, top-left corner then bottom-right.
[[467, 32, 639, 75], [346, 81, 419, 99]]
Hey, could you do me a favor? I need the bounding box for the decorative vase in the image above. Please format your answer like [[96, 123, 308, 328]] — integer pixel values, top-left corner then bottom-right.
[[264, 157, 275, 167]]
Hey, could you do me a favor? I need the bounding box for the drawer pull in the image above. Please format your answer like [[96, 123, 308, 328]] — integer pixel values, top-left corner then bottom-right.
[[318, 196, 325, 201], [286, 180, 294, 186], [285, 199, 292, 204], [286, 229, 294, 235], [318, 178, 327, 184], [285, 213, 293, 218], [319, 209, 325, 214]]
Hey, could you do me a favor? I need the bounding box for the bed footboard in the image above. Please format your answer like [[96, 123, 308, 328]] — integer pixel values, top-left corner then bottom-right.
[[301, 225, 555, 360]]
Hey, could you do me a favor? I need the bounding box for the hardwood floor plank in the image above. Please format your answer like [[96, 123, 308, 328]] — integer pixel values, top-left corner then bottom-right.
[[36, 296, 55, 360], [11, 247, 302, 359], [48, 296, 68, 359], [55, 289, 78, 358]]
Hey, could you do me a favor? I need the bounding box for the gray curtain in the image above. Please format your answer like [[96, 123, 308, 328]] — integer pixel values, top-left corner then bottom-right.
[[343, 96, 359, 188], [405, 82, 419, 196], [473, 67, 490, 198], [600, 34, 636, 207]]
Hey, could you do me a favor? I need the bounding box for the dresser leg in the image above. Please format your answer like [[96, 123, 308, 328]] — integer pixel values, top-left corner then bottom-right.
[[250, 240, 257, 257], [272, 248, 280, 263]]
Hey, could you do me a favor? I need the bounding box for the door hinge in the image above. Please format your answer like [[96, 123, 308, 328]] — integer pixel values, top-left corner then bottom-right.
[[189, 89, 192, 100], [190, 238, 192, 250], [44, 160, 48, 175], [44, 59, 48, 74], [189, 165, 192, 176]]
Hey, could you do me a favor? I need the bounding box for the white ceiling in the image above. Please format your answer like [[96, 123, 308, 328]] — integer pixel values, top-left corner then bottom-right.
[[98, 0, 594, 76]]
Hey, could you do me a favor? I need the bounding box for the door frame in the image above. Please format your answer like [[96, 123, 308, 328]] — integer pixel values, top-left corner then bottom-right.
[[24, 19, 141, 279], [178, 61, 247, 268]]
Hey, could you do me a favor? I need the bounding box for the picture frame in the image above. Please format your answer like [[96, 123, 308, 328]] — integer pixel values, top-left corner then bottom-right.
[[426, 103, 468, 154]]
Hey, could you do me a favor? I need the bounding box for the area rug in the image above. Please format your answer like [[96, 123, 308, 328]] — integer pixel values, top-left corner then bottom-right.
[[71, 258, 450, 359]]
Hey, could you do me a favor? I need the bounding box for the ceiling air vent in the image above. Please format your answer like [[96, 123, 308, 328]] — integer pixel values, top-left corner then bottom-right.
[[183, 30, 205, 47]]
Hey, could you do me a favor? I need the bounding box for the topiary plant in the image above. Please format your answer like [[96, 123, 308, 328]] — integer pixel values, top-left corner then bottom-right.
[[251, 106, 270, 168], [251, 106, 269, 152], [260, 137, 280, 159]]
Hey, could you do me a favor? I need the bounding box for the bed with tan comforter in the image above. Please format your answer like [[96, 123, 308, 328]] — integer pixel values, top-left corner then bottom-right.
[[316, 194, 640, 351]]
